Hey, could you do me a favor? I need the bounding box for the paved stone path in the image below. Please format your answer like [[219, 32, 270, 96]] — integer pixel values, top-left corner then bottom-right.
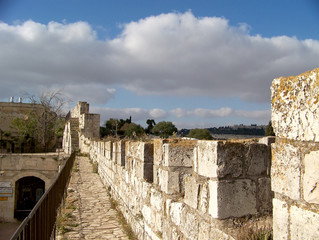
[[57, 156, 131, 240]]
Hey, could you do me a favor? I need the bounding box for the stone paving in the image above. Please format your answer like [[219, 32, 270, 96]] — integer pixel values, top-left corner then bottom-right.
[[57, 156, 132, 240]]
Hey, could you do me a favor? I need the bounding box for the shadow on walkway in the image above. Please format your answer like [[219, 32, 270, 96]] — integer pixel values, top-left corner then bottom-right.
[[57, 156, 133, 240]]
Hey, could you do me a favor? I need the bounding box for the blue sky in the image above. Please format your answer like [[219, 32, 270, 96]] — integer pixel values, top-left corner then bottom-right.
[[0, 0, 318, 128]]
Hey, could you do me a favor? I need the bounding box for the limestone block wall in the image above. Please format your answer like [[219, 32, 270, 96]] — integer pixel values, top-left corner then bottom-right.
[[0, 102, 44, 134], [78, 135, 272, 240], [70, 101, 89, 118], [271, 68, 319, 240], [79, 113, 100, 139], [63, 102, 99, 154], [62, 118, 80, 154]]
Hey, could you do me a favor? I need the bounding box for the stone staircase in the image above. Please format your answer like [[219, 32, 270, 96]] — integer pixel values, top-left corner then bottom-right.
[[70, 118, 79, 152]]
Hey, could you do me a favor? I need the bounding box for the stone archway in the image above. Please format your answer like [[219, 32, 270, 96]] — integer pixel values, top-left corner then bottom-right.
[[14, 176, 45, 220]]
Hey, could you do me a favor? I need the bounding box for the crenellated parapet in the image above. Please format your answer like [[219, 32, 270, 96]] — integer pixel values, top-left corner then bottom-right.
[[75, 134, 273, 239], [61, 99, 276, 239]]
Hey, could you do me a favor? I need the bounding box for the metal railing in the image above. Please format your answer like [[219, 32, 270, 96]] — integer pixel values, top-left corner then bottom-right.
[[10, 152, 76, 240]]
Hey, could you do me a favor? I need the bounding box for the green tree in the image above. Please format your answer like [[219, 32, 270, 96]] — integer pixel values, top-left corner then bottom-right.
[[151, 121, 177, 138], [145, 119, 156, 134], [100, 126, 108, 138], [11, 90, 67, 152], [105, 118, 119, 136], [104, 117, 132, 137], [188, 128, 213, 140], [121, 123, 145, 138], [265, 121, 275, 136]]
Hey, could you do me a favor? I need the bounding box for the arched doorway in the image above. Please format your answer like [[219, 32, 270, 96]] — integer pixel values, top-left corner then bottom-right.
[[14, 176, 45, 220]]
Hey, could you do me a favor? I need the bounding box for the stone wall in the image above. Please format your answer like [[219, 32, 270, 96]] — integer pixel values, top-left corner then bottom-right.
[[77, 135, 272, 240], [63, 102, 100, 154], [71, 101, 89, 118], [0, 153, 61, 222], [0, 102, 45, 153], [0, 102, 44, 135], [271, 68, 319, 239]]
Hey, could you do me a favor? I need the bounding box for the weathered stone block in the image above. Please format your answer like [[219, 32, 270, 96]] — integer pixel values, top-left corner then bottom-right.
[[169, 202, 184, 226], [142, 205, 152, 225], [209, 179, 257, 219], [142, 182, 151, 201], [245, 143, 270, 176], [195, 141, 248, 178], [272, 199, 289, 240], [180, 210, 198, 240], [153, 165, 160, 185], [158, 169, 179, 194], [216, 142, 245, 178], [165, 199, 172, 217], [198, 221, 211, 240], [271, 141, 301, 200], [199, 182, 208, 214], [153, 211, 163, 232], [153, 139, 165, 166], [104, 141, 112, 159], [290, 206, 319, 240], [271, 68, 319, 142], [303, 150, 319, 204], [257, 177, 273, 214], [184, 176, 199, 209], [133, 159, 153, 182], [116, 141, 125, 166], [150, 189, 163, 212], [194, 141, 218, 178], [126, 141, 153, 163], [163, 143, 193, 167]]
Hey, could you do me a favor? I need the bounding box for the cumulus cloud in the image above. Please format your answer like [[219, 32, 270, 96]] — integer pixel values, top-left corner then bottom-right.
[[0, 12, 318, 104], [111, 12, 319, 101], [171, 107, 233, 118], [150, 108, 168, 119], [0, 20, 116, 102], [63, 85, 115, 104]]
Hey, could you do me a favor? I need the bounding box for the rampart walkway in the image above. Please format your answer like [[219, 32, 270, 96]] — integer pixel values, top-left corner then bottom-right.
[[57, 156, 132, 240]]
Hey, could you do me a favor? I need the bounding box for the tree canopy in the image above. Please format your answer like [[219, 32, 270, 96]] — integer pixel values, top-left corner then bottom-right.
[[145, 119, 156, 134], [121, 123, 145, 138], [188, 128, 213, 140], [151, 121, 177, 138], [10, 90, 67, 152], [265, 121, 275, 136]]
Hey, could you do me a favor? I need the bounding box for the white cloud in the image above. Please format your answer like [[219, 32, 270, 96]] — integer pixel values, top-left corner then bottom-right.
[[171, 107, 232, 118], [170, 108, 187, 118], [0, 12, 318, 104], [63, 85, 115, 104], [110, 12, 319, 101], [150, 108, 167, 118]]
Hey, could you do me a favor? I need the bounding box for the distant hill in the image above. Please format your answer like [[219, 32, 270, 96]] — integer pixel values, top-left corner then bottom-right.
[[179, 124, 266, 137]]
